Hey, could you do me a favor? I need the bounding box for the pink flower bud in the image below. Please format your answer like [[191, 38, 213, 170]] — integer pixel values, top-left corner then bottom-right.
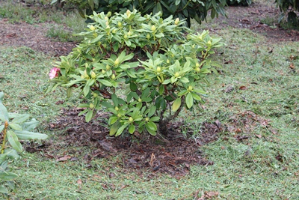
[[49, 67, 60, 79]]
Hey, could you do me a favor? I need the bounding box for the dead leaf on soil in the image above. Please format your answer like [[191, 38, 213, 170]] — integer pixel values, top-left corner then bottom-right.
[[289, 63, 295, 69], [196, 191, 219, 200], [77, 179, 82, 189], [55, 100, 64, 105], [239, 86, 247, 90], [56, 155, 71, 162], [119, 185, 129, 191], [224, 85, 234, 93]]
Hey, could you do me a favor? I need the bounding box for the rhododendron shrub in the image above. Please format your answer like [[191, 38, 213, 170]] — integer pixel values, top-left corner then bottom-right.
[[47, 11, 223, 137]]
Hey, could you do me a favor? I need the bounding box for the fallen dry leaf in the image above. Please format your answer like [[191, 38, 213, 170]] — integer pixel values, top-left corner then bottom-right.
[[56, 155, 71, 162], [289, 63, 295, 69], [77, 179, 82, 185], [204, 191, 219, 199], [239, 86, 247, 90]]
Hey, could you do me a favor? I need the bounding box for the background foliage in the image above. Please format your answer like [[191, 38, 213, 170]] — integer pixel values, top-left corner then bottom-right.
[[51, 0, 227, 27]]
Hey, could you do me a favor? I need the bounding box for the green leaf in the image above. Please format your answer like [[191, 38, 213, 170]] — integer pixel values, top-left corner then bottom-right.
[[109, 122, 120, 136], [172, 98, 181, 112], [130, 82, 137, 92], [91, 34, 103, 43], [150, 116, 160, 122], [67, 87, 72, 98], [178, 90, 188, 96], [146, 121, 157, 131], [180, 77, 189, 83], [85, 110, 93, 122], [0, 102, 8, 122], [108, 116, 118, 125], [162, 79, 171, 84], [0, 171, 18, 181], [14, 131, 48, 140], [78, 109, 88, 116], [115, 124, 128, 136], [191, 92, 202, 101], [148, 106, 156, 117], [99, 79, 113, 86], [0, 185, 8, 194], [10, 114, 30, 124], [111, 94, 118, 106], [83, 84, 90, 97], [128, 124, 135, 134], [126, 69, 137, 78], [7, 130, 23, 153], [8, 123, 22, 131], [186, 92, 194, 109], [175, 0, 181, 5], [145, 122, 157, 136]]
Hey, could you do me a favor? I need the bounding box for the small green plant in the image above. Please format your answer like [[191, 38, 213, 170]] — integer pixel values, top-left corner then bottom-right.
[[0, 92, 48, 197], [51, 0, 226, 27], [47, 10, 223, 137]]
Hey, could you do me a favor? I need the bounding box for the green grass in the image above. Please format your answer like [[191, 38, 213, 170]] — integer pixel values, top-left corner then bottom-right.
[[0, 0, 85, 42], [1, 6, 299, 200]]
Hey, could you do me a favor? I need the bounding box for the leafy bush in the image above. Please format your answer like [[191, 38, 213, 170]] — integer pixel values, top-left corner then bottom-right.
[[47, 10, 223, 137], [51, 0, 227, 27], [227, 0, 252, 6], [0, 92, 48, 197], [275, 0, 299, 25]]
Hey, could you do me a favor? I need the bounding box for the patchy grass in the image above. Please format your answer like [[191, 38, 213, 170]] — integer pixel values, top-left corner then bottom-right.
[[1, 6, 299, 200], [0, 0, 85, 41], [0, 46, 80, 126]]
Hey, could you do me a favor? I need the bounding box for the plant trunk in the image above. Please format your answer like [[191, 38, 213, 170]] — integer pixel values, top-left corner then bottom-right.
[[159, 120, 169, 136]]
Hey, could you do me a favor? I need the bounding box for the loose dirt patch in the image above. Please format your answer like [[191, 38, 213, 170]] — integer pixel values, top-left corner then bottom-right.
[[28, 108, 221, 177], [211, 3, 299, 42], [0, 19, 76, 56]]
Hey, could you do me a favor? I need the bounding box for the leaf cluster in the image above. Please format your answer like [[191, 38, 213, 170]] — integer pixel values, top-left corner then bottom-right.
[[0, 92, 48, 196], [48, 10, 223, 137]]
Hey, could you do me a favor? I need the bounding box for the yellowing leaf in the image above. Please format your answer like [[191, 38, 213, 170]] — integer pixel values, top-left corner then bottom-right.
[[172, 98, 181, 112]]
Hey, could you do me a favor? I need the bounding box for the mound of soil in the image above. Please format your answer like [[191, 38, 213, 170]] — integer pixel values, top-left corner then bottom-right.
[[35, 108, 222, 177]]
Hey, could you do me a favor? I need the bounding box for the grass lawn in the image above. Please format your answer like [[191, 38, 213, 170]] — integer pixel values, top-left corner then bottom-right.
[[1, 1, 299, 199]]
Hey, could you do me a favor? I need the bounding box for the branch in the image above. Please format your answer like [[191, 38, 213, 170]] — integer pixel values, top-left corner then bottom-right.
[[162, 96, 185, 124]]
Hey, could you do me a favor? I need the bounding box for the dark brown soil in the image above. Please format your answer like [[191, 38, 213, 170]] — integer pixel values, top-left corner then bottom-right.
[[211, 3, 299, 42], [0, 19, 77, 56], [37, 108, 221, 177]]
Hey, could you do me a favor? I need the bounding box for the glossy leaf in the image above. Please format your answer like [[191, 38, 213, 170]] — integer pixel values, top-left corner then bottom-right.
[[128, 124, 135, 134], [8, 123, 22, 131], [85, 110, 94, 122], [14, 131, 48, 140], [186, 92, 193, 108], [172, 98, 182, 112], [7, 130, 23, 153], [115, 124, 129, 136]]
